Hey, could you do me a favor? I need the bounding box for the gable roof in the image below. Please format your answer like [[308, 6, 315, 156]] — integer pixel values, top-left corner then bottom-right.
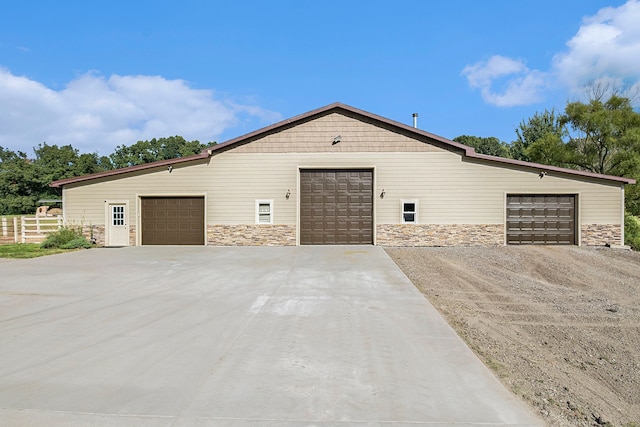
[[51, 102, 636, 187]]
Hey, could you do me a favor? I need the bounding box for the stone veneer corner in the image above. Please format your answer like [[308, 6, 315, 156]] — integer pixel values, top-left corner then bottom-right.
[[580, 224, 622, 246]]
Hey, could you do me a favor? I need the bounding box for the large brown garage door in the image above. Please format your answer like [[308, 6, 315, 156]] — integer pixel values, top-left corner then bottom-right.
[[300, 169, 373, 245], [506, 195, 576, 245], [141, 197, 205, 245]]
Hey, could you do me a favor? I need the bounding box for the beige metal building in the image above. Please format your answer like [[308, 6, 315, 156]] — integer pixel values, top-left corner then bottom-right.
[[51, 103, 635, 247]]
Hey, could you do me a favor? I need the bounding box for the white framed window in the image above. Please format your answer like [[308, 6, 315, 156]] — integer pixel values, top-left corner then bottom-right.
[[401, 199, 418, 223], [112, 205, 125, 226], [256, 200, 273, 224]]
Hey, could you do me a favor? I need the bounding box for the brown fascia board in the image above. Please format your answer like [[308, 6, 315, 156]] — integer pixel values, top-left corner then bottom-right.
[[199, 103, 635, 184], [50, 152, 208, 188], [470, 152, 636, 184], [51, 102, 637, 188]]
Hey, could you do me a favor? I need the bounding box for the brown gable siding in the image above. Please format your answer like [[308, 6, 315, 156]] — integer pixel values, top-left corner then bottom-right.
[[232, 112, 446, 153]]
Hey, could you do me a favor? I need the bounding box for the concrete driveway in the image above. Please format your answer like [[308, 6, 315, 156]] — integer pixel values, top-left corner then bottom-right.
[[0, 246, 541, 426]]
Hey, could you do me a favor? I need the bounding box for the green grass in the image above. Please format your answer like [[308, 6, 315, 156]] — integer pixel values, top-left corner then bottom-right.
[[0, 243, 76, 259]]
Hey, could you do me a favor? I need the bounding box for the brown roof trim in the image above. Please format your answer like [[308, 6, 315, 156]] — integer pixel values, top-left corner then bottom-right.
[[51, 102, 636, 187], [50, 152, 208, 188], [199, 102, 635, 184], [469, 152, 636, 184]]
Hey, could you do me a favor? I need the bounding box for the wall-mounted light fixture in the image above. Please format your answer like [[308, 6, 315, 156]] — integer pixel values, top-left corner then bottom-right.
[[380, 189, 386, 199], [168, 165, 173, 173], [332, 135, 341, 145], [286, 189, 291, 199], [539, 171, 547, 179]]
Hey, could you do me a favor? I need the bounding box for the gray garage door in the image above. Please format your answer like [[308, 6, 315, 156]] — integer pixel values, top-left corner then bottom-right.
[[141, 197, 205, 245], [300, 169, 373, 245], [506, 195, 576, 245]]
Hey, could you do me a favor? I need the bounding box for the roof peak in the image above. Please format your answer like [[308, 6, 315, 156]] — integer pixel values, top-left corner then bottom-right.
[[51, 103, 636, 188]]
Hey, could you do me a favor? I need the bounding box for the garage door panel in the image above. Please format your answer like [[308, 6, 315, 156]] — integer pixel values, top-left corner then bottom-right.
[[141, 197, 204, 245], [300, 169, 373, 245], [507, 195, 575, 245]]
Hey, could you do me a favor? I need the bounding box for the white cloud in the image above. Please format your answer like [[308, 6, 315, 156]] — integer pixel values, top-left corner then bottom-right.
[[461, 55, 548, 107], [0, 68, 280, 155], [553, 0, 640, 97], [463, 0, 640, 107]]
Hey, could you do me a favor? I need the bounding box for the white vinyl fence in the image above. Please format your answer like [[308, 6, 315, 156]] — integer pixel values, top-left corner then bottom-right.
[[0, 216, 63, 244]]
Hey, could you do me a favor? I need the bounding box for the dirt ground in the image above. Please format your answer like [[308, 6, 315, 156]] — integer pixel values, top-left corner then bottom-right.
[[386, 245, 640, 427]]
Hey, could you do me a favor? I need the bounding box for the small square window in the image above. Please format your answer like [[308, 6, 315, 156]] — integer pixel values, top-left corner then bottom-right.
[[256, 200, 273, 224], [112, 205, 125, 226], [401, 200, 418, 223]]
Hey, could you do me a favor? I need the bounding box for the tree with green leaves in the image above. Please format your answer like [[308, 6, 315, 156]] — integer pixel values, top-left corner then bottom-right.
[[561, 96, 640, 218], [453, 135, 511, 158], [516, 96, 640, 177], [0, 147, 42, 214], [561, 95, 640, 176], [0, 136, 212, 214], [511, 109, 566, 163], [108, 136, 210, 169], [0, 144, 111, 214], [33, 143, 110, 181]]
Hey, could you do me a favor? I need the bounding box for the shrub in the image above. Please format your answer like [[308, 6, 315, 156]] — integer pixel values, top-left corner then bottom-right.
[[624, 213, 640, 250], [60, 237, 93, 249], [40, 226, 92, 249]]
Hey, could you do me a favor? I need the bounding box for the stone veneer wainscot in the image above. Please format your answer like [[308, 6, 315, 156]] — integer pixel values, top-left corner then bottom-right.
[[580, 224, 622, 246], [208, 225, 296, 246], [376, 224, 504, 246], [85, 223, 623, 247]]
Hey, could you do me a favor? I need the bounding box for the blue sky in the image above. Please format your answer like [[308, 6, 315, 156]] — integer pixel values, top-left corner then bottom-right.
[[1, 0, 639, 156]]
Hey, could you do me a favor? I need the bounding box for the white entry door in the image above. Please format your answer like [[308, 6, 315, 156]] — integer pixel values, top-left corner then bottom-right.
[[106, 203, 129, 246]]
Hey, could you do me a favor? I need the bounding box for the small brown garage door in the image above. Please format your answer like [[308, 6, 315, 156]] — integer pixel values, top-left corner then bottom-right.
[[141, 197, 205, 245], [300, 169, 373, 245], [506, 195, 576, 245]]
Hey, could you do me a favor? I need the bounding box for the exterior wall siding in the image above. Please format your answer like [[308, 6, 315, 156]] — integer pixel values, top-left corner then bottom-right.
[[61, 112, 627, 246], [64, 160, 211, 234], [207, 151, 622, 227]]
